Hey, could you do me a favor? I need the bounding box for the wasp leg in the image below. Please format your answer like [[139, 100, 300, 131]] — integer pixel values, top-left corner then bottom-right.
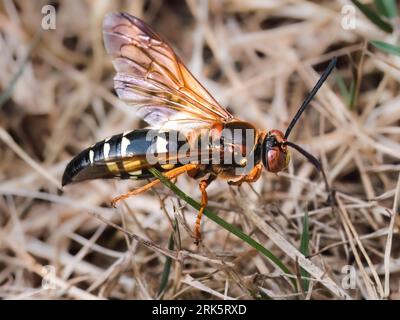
[[194, 175, 216, 245], [228, 163, 263, 187], [111, 164, 199, 207]]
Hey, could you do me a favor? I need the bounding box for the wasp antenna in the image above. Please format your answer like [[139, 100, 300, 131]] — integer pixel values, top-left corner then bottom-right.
[[284, 57, 337, 139], [285, 141, 321, 172], [285, 141, 335, 208]]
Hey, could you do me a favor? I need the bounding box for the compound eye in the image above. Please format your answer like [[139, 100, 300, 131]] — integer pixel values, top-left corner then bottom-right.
[[267, 148, 287, 173]]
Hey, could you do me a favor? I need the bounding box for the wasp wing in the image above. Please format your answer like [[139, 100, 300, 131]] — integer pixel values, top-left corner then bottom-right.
[[103, 12, 233, 131]]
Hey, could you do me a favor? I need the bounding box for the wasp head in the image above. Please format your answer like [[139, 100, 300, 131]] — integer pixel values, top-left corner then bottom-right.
[[262, 130, 290, 173]]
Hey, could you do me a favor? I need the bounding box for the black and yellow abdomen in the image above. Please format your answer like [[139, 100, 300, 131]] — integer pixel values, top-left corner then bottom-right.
[[62, 129, 185, 186]]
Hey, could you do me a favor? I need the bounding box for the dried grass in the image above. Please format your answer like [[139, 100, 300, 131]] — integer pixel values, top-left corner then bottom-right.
[[0, 0, 399, 300]]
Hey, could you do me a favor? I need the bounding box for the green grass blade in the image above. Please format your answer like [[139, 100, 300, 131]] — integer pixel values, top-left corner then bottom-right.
[[148, 167, 297, 290], [335, 74, 350, 107], [374, 0, 398, 18], [348, 78, 356, 110], [158, 226, 175, 298], [370, 40, 400, 57], [299, 211, 310, 292], [351, 0, 393, 33]]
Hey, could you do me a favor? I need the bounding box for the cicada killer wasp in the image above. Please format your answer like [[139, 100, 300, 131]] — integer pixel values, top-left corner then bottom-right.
[[62, 12, 337, 244]]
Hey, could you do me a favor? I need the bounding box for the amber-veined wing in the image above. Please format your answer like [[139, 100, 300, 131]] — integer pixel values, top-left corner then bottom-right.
[[103, 12, 233, 131]]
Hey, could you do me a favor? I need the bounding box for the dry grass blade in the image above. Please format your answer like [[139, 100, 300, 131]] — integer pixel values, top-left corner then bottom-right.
[[236, 195, 350, 299], [0, 0, 399, 300], [383, 173, 400, 297]]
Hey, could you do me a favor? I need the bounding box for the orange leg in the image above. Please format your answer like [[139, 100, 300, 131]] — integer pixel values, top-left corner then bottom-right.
[[194, 175, 216, 245], [228, 163, 263, 186], [111, 164, 199, 207]]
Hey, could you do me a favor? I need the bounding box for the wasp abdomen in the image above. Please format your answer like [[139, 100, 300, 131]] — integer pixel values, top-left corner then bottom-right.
[[62, 133, 124, 186], [62, 129, 184, 186]]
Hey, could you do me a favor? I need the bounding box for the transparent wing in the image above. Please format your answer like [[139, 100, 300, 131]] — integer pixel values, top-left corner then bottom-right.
[[103, 12, 233, 130]]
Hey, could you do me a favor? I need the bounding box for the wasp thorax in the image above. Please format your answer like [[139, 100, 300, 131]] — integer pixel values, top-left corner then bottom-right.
[[263, 129, 290, 173]]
